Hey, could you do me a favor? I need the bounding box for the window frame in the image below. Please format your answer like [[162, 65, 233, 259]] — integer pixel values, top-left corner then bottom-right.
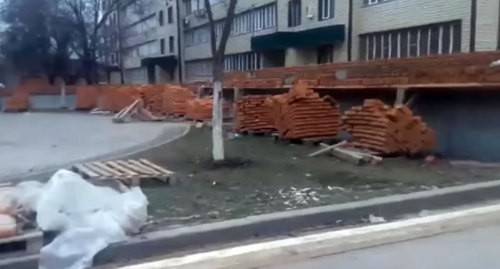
[[288, 0, 302, 27], [318, 0, 334, 21]]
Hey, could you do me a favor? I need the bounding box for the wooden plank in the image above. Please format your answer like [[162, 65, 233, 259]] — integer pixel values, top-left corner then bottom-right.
[[127, 160, 161, 175], [73, 164, 100, 178], [91, 162, 124, 178], [82, 163, 111, 178], [106, 161, 139, 177], [309, 141, 347, 157], [330, 148, 365, 165], [0, 230, 43, 258], [139, 159, 174, 175], [116, 160, 153, 175]]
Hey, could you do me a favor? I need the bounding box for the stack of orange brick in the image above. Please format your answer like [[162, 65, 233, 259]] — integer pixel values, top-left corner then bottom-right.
[[266, 82, 342, 139], [140, 85, 166, 116], [4, 92, 30, 112], [75, 86, 99, 110], [234, 96, 274, 132], [342, 99, 436, 155], [185, 98, 213, 121], [163, 86, 196, 116], [99, 85, 141, 112]]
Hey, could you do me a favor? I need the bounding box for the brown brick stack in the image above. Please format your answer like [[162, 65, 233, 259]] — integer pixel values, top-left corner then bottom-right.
[[75, 86, 99, 110], [99, 85, 141, 112], [342, 99, 436, 155], [266, 81, 342, 140], [163, 86, 196, 117], [140, 85, 166, 116], [185, 98, 213, 121], [4, 92, 30, 112], [234, 96, 274, 133]]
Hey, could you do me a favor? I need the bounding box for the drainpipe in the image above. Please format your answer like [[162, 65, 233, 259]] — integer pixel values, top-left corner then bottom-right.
[[497, 1, 500, 49], [347, 0, 353, 61], [469, 0, 477, 52], [175, 0, 183, 83]]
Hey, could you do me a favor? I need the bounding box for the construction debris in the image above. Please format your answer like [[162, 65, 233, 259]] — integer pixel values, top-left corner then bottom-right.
[[308, 141, 347, 157], [343, 99, 436, 155], [112, 99, 166, 123]]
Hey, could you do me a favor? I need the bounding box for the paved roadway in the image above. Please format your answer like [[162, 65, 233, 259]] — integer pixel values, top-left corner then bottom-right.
[[271, 224, 500, 269], [0, 112, 189, 181]]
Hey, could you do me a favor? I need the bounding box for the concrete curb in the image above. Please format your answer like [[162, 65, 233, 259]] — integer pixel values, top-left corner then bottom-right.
[[119, 202, 500, 269], [3, 122, 191, 183], [94, 178, 500, 266], [4, 179, 500, 269]]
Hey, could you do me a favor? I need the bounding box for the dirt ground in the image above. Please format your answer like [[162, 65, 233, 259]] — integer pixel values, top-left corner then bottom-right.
[[132, 127, 500, 230]]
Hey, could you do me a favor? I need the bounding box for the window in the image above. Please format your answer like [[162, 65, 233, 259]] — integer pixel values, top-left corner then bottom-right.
[[160, 38, 165, 54], [253, 4, 276, 31], [169, 36, 175, 53], [158, 10, 164, 26], [359, 20, 462, 61], [318, 0, 334, 20], [419, 28, 429, 56], [288, 0, 302, 27], [185, 0, 192, 14], [167, 7, 174, 24]]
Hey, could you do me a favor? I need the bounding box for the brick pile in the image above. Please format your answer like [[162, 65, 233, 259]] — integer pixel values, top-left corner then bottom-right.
[[140, 85, 166, 116], [75, 86, 99, 110], [185, 98, 213, 121], [99, 85, 141, 112], [4, 92, 30, 112], [163, 86, 196, 116], [266, 81, 342, 140], [234, 96, 274, 133], [342, 99, 436, 155]]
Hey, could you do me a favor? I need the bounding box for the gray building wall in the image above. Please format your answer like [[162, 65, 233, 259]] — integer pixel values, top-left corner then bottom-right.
[[414, 91, 500, 162]]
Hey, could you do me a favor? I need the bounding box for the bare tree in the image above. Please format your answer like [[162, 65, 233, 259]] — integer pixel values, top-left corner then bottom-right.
[[205, 0, 238, 161], [63, 0, 144, 84]]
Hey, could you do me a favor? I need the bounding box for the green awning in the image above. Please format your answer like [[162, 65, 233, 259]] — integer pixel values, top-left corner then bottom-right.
[[141, 55, 178, 74], [251, 25, 345, 51]]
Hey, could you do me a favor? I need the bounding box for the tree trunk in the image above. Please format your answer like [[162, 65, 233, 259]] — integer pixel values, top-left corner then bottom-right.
[[212, 64, 225, 161]]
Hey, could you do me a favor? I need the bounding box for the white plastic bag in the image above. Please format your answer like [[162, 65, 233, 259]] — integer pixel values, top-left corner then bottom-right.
[[110, 187, 148, 234], [15, 181, 44, 212], [35, 169, 149, 269]]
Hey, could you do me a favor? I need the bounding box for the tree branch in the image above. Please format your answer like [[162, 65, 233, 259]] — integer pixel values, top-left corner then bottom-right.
[[204, 0, 217, 59], [217, 0, 237, 56]]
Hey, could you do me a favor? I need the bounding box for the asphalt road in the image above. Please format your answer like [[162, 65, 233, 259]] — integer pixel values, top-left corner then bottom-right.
[[270, 224, 500, 269]]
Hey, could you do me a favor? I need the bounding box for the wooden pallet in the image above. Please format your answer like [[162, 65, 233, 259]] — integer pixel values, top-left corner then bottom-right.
[[239, 129, 275, 136], [71, 159, 175, 186], [0, 230, 42, 259], [272, 133, 339, 145]]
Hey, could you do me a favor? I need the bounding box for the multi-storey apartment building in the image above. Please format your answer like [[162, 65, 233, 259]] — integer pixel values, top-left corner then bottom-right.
[[103, 0, 180, 84], [179, 0, 500, 82]]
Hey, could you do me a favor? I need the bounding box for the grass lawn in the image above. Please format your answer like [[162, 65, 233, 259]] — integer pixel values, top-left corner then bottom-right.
[[132, 127, 500, 230]]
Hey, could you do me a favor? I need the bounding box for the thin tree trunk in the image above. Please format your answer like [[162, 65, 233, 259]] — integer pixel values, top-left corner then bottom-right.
[[212, 64, 225, 161]]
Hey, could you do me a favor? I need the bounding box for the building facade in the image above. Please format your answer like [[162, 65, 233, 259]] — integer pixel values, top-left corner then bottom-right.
[[103, 0, 180, 84], [179, 0, 500, 82]]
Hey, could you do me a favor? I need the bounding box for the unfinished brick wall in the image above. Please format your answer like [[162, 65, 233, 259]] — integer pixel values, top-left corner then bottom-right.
[[222, 52, 500, 87]]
